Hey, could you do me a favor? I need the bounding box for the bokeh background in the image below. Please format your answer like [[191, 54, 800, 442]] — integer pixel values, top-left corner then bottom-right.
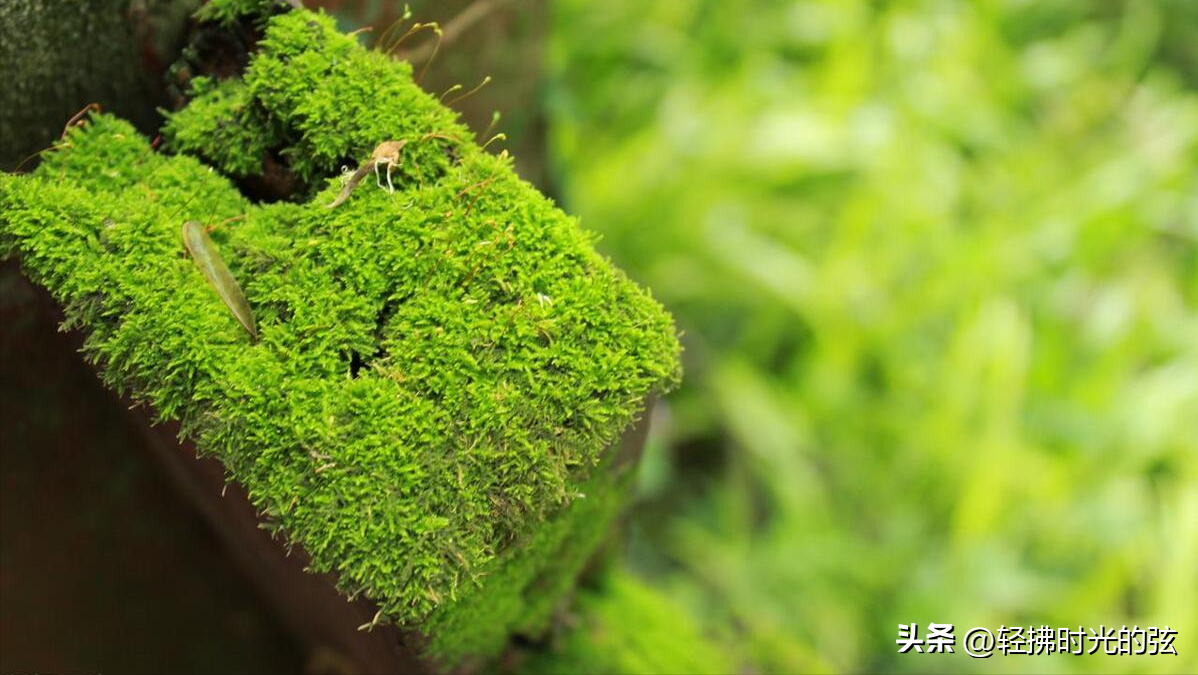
[[2, 0, 1195, 673], [538, 1, 1198, 673]]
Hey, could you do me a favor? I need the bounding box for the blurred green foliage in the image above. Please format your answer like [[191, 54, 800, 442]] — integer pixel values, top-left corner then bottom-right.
[[545, 0, 1197, 672]]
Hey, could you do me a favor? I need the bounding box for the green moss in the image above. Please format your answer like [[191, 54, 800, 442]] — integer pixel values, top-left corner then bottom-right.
[[422, 464, 633, 668], [194, 0, 282, 26], [514, 569, 738, 675], [162, 76, 282, 178], [165, 10, 468, 196], [0, 5, 680, 667]]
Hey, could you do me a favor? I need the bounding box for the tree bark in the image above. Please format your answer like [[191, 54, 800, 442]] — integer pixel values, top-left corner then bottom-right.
[[0, 0, 199, 170]]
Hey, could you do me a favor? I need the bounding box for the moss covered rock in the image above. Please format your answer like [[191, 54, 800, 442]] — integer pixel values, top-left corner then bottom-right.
[[0, 3, 680, 667]]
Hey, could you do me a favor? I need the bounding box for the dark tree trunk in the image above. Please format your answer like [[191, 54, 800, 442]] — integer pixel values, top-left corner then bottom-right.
[[0, 0, 199, 170]]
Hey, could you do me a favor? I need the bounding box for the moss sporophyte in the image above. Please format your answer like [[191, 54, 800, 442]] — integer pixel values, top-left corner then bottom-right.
[[0, 1, 680, 667]]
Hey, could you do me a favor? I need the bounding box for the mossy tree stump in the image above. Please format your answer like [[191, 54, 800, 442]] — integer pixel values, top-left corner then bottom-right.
[[1, 1, 680, 671]]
